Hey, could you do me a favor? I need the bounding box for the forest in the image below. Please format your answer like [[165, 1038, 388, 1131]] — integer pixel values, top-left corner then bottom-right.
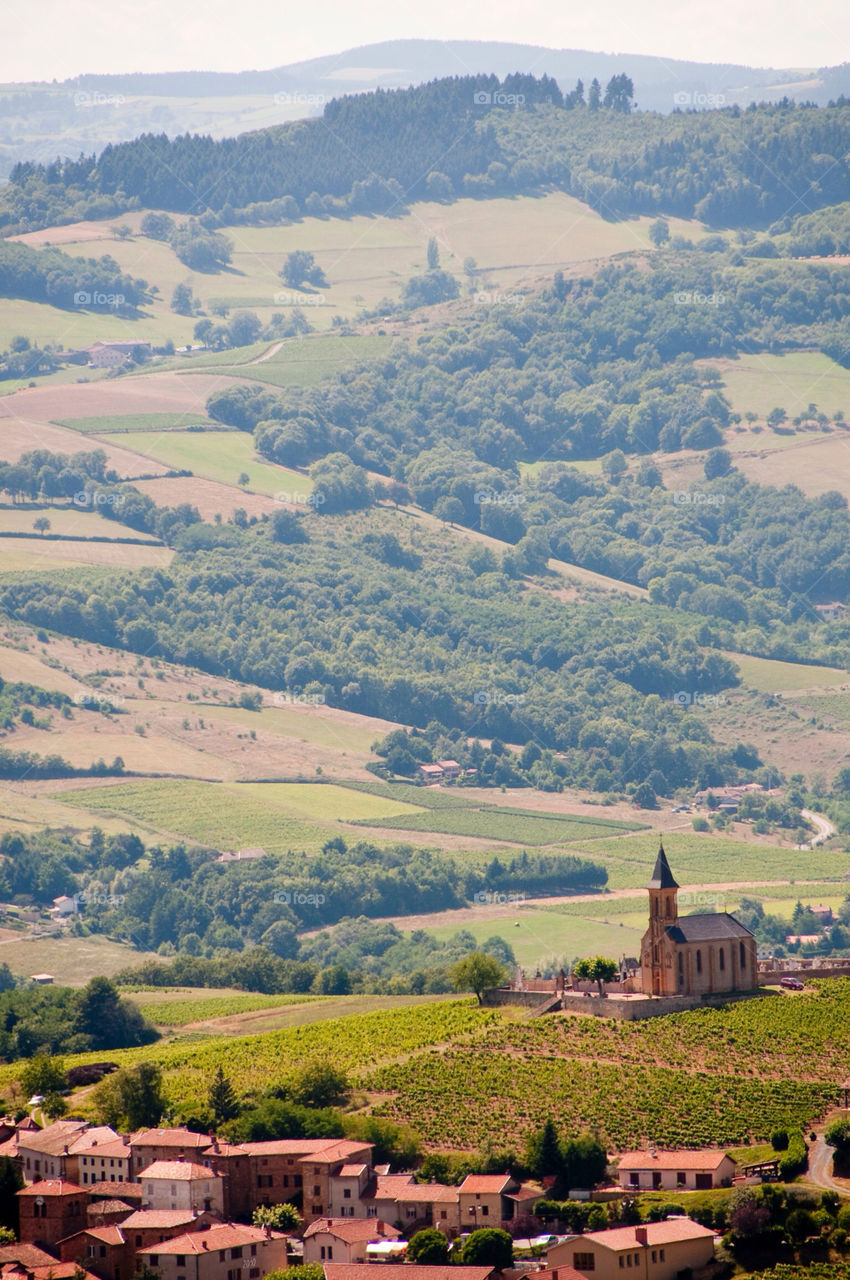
[[2, 74, 850, 233]]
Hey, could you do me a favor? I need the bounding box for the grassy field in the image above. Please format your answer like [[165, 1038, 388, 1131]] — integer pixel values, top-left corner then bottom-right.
[[724, 651, 849, 694], [426, 908, 645, 968], [115, 429, 313, 498], [131, 990, 323, 1026], [0, 933, 161, 984], [175, 334, 391, 389], [0, 505, 160, 540], [0, 541, 173, 573], [8, 194, 706, 359], [702, 352, 850, 421], [56, 412, 215, 433]]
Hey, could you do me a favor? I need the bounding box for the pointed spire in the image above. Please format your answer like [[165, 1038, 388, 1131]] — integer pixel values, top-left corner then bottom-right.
[[648, 841, 679, 889]]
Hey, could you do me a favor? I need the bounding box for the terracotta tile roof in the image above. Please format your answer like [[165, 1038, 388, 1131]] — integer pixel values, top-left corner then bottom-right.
[[33, 1266, 100, 1280], [67, 1128, 122, 1155], [119, 1210, 211, 1230], [324, 1266, 494, 1280], [18, 1180, 85, 1197], [203, 1142, 249, 1157], [242, 1139, 332, 1156], [336, 1164, 369, 1177], [0, 1247, 57, 1269], [72, 1140, 132, 1161], [17, 1122, 88, 1157], [138, 1224, 286, 1256], [616, 1150, 734, 1171], [299, 1141, 372, 1165], [130, 1130, 211, 1149], [87, 1200, 134, 1216], [397, 1184, 458, 1203], [534, 1267, 586, 1280], [372, 1175, 418, 1197], [303, 1219, 402, 1243], [140, 1160, 219, 1181], [580, 1221, 717, 1250], [89, 1181, 144, 1199], [459, 1174, 513, 1193], [57, 1226, 126, 1247]]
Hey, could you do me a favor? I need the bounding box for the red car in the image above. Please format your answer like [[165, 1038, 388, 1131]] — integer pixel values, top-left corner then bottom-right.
[[780, 976, 804, 990]]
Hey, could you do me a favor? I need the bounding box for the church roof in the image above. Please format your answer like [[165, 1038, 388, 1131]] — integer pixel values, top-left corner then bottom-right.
[[665, 913, 753, 943], [648, 843, 679, 890]]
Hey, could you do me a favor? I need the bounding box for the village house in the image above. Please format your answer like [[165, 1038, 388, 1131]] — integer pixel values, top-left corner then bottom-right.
[[65, 1132, 131, 1186], [56, 1225, 132, 1280], [302, 1218, 402, 1264], [203, 1140, 253, 1220], [117, 1208, 219, 1253], [140, 1162, 225, 1216], [17, 1120, 91, 1181], [130, 1130, 213, 1178], [85, 342, 151, 369], [615, 1149, 736, 1191], [17, 1181, 88, 1249], [85, 1200, 136, 1229], [457, 1173, 541, 1227], [548, 1219, 717, 1280], [298, 1140, 374, 1223], [137, 1223, 288, 1280], [641, 845, 758, 997], [815, 602, 846, 621]]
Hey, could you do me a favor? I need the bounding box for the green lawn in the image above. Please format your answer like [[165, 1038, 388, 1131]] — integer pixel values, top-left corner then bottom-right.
[[2, 933, 161, 985], [115, 430, 313, 497]]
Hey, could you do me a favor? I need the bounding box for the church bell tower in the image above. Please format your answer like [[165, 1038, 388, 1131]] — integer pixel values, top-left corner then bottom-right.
[[646, 842, 679, 995]]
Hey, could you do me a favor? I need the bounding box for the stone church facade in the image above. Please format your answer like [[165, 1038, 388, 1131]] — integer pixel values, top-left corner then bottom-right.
[[640, 844, 758, 998]]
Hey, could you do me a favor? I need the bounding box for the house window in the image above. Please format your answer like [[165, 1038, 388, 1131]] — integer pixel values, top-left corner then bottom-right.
[[250, 1246, 257, 1257], [626, 1256, 633, 1267], [230, 1248, 243, 1260], [176, 1258, 186, 1267], [481, 1206, 489, 1216], [659, 1250, 665, 1261], [219, 1252, 226, 1262], [619, 1260, 624, 1269], [651, 1253, 656, 1264], [676, 1172, 686, 1187], [100, 1247, 107, 1259], [149, 1258, 159, 1268], [367, 1207, 377, 1218], [440, 1212, 447, 1220], [294, 1176, 302, 1188], [719, 948, 725, 971], [573, 1254, 595, 1271], [407, 1209, 417, 1219], [283, 1176, 289, 1188], [313, 1186, 320, 1196], [696, 950, 702, 974], [343, 1189, 351, 1199]]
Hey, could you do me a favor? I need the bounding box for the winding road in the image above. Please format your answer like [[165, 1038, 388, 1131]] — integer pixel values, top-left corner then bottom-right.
[[806, 1135, 850, 1197]]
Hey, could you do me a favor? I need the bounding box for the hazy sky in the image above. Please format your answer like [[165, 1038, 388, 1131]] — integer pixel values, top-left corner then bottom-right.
[[6, 0, 848, 83]]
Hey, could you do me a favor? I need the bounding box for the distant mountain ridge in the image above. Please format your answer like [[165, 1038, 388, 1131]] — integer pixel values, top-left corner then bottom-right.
[[1, 40, 848, 184]]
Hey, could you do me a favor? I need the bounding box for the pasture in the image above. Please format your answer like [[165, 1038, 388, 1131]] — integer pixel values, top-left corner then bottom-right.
[[115, 429, 314, 498], [723, 651, 849, 694]]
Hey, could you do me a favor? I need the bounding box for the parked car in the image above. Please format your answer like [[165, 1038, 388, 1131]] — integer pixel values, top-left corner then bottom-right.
[[780, 976, 804, 990]]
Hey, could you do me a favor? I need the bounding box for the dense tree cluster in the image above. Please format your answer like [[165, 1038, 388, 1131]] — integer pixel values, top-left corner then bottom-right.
[[0, 509, 758, 792], [0, 239, 150, 310], [0, 977, 157, 1061], [3, 79, 849, 233]]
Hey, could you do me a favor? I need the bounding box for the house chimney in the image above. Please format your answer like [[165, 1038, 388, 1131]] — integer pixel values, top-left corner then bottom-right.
[[635, 1227, 648, 1246], [378, 1222, 384, 1236]]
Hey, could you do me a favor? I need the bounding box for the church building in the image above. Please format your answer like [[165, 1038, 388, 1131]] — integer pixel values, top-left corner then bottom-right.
[[640, 844, 758, 997]]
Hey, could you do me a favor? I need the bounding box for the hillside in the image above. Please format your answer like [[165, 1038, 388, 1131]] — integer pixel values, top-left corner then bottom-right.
[[0, 39, 834, 184], [3, 984, 849, 1154]]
